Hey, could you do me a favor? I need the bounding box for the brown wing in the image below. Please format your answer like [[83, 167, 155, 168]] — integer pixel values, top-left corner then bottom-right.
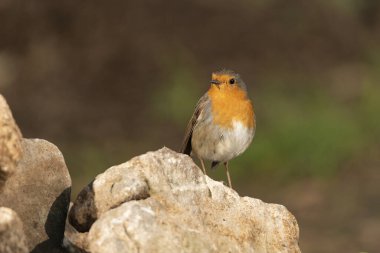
[[179, 93, 209, 155]]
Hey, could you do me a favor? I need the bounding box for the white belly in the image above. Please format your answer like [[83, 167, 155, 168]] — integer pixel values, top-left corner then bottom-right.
[[192, 120, 254, 162]]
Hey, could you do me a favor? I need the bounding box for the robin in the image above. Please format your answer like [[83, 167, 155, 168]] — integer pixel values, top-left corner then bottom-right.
[[180, 69, 255, 188]]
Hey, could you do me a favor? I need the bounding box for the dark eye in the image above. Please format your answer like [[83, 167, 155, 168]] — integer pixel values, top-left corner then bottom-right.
[[229, 78, 235, 84]]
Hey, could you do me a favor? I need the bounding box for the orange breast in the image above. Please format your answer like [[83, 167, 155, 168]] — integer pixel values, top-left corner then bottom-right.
[[207, 85, 255, 129]]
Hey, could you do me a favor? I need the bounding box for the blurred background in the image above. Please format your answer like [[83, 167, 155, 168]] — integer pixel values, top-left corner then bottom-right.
[[1, 0, 379, 252]]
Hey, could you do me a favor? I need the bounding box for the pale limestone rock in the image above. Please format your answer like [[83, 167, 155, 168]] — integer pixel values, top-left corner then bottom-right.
[[68, 148, 301, 253], [0, 94, 22, 189], [0, 207, 28, 253]]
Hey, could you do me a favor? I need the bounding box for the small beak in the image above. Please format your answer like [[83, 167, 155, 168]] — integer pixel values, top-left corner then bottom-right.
[[210, 80, 221, 89]]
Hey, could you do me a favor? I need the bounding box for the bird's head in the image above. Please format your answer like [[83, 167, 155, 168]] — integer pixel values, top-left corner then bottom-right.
[[210, 69, 247, 92]]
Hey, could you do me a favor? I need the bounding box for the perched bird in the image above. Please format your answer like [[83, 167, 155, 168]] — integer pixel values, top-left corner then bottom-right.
[[180, 69, 255, 188]]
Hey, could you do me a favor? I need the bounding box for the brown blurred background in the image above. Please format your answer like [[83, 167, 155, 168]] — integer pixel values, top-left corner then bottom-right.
[[1, 0, 380, 252]]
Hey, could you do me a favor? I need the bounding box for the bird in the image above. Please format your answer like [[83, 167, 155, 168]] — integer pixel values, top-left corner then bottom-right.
[[179, 69, 255, 188]]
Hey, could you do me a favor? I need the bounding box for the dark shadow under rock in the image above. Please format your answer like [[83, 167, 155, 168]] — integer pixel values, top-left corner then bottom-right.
[[31, 187, 71, 253], [68, 181, 97, 233]]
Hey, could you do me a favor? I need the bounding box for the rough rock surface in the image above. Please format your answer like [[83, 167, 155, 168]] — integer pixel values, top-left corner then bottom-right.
[[0, 207, 28, 253], [68, 148, 301, 253], [64, 203, 89, 253], [0, 138, 71, 253], [0, 95, 23, 189]]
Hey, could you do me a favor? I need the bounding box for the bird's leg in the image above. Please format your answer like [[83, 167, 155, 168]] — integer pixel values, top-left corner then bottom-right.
[[224, 162, 232, 188], [200, 158, 207, 175], [197, 155, 207, 175]]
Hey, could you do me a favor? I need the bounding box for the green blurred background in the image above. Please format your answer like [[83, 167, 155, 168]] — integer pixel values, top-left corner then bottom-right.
[[1, 0, 380, 252]]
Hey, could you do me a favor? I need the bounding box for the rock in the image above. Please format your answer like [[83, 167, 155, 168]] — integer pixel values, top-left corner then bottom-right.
[[0, 207, 28, 253], [68, 148, 301, 253], [0, 138, 72, 252], [63, 203, 89, 253], [63, 220, 89, 253], [0, 95, 23, 189], [69, 165, 149, 232]]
